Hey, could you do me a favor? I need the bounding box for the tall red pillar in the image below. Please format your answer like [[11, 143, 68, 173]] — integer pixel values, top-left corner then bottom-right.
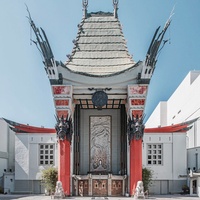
[[130, 139, 142, 196], [58, 140, 70, 196]]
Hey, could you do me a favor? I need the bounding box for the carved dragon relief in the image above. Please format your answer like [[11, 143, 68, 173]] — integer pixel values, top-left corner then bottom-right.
[[90, 116, 111, 172], [55, 115, 73, 143], [127, 115, 145, 143]]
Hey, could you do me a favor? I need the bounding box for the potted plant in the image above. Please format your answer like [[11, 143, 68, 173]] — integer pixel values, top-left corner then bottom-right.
[[182, 185, 189, 194]]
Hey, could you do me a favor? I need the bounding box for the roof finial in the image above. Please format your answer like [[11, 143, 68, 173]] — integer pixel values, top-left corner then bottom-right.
[[113, 0, 119, 18], [82, 0, 88, 19]]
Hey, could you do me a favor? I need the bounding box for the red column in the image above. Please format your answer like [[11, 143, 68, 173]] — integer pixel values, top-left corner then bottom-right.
[[130, 139, 142, 196], [58, 140, 70, 196]]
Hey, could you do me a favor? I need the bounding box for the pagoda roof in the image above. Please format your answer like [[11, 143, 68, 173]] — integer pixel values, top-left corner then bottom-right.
[[64, 12, 135, 76]]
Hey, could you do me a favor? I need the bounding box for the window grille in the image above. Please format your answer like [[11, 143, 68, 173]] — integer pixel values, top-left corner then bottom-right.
[[39, 144, 54, 165], [147, 144, 162, 165]]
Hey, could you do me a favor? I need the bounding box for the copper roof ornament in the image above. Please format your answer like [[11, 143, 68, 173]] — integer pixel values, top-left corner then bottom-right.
[[113, 0, 119, 18], [82, 0, 88, 19]]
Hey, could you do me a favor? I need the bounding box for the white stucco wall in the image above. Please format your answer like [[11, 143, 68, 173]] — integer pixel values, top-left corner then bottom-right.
[[0, 119, 8, 153], [143, 132, 187, 180], [0, 159, 7, 177], [187, 147, 200, 172], [168, 71, 200, 126], [145, 102, 167, 128], [15, 133, 57, 180], [0, 119, 15, 176]]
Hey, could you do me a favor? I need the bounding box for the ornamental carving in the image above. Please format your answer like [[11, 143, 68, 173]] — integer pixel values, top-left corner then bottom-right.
[[55, 116, 73, 142], [90, 116, 111, 172], [127, 115, 144, 143]]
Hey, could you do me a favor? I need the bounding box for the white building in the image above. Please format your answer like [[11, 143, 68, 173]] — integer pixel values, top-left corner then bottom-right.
[[0, 118, 15, 194], [14, 131, 57, 194], [142, 131, 187, 194], [145, 71, 200, 196], [0, 118, 57, 194]]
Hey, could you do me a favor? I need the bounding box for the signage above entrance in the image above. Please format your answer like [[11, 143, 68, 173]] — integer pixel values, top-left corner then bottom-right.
[[92, 91, 108, 108]]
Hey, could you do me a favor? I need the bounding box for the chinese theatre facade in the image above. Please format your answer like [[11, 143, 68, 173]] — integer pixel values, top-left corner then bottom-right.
[[28, 0, 170, 196]]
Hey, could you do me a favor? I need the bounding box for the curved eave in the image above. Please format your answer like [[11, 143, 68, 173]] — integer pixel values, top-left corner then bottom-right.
[[12, 126, 56, 134], [144, 125, 190, 133], [63, 61, 141, 78], [4, 118, 195, 134], [144, 118, 198, 133], [3, 118, 56, 134], [58, 61, 143, 86]]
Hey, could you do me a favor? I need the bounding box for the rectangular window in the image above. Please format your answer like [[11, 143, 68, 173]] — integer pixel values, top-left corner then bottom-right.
[[39, 144, 54, 165], [147, 144, 163, 165]]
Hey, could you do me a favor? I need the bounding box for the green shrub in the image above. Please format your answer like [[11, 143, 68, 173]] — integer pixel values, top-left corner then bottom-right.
[[142, 167, 153, 192], [41, 167, 58, 195]]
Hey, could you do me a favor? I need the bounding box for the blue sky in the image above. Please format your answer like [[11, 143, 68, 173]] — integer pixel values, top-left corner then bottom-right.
[[0, 0, 200, 127]]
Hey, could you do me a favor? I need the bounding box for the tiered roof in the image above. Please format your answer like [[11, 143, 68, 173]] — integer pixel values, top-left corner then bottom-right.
[[65, 12, 135, 76]]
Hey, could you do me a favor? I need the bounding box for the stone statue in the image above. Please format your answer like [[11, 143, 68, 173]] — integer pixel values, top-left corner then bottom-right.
[[54, 181, 65, 199], [134, 181, 145, 199]]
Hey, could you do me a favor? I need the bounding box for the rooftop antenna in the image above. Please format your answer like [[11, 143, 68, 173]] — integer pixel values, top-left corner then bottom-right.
[[82, 0, 88, 19], [113, 0, 119, 18]]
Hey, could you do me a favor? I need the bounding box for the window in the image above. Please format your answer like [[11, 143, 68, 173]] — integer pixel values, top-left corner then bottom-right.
[[147, 144, 162, 165], [39, 144, 54, 165]]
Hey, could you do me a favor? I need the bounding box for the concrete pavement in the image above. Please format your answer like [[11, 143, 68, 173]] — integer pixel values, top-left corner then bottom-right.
[[0, 195, 200, 200]]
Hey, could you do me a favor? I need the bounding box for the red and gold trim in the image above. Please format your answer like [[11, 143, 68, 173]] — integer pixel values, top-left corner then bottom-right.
[[51, 85, 73, 120]]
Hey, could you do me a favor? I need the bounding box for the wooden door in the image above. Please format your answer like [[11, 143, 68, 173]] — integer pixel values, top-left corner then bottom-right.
[[92, 179, 108, 196]]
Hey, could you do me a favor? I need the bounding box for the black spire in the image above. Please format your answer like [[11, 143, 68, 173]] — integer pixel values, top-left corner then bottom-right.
[[82, 0, 88, 19], [113, 0, 119, 18]]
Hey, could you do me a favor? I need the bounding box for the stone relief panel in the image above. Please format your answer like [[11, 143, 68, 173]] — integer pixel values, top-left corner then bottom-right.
[[90, 116, 111, 172]]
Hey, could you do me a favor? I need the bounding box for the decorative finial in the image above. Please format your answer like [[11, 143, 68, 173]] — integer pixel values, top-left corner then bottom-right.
[[82, 0, 88, 7], [113, 0, 119, 18], [113, 0, 119, 5], [82, 0, 88, 19]]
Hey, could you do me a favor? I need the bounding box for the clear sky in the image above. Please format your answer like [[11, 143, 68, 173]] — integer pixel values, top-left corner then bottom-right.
[[0, 0, 200, 127]]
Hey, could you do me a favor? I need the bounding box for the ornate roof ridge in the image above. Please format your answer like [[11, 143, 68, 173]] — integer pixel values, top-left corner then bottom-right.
[[87, 11, 114, 17]]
